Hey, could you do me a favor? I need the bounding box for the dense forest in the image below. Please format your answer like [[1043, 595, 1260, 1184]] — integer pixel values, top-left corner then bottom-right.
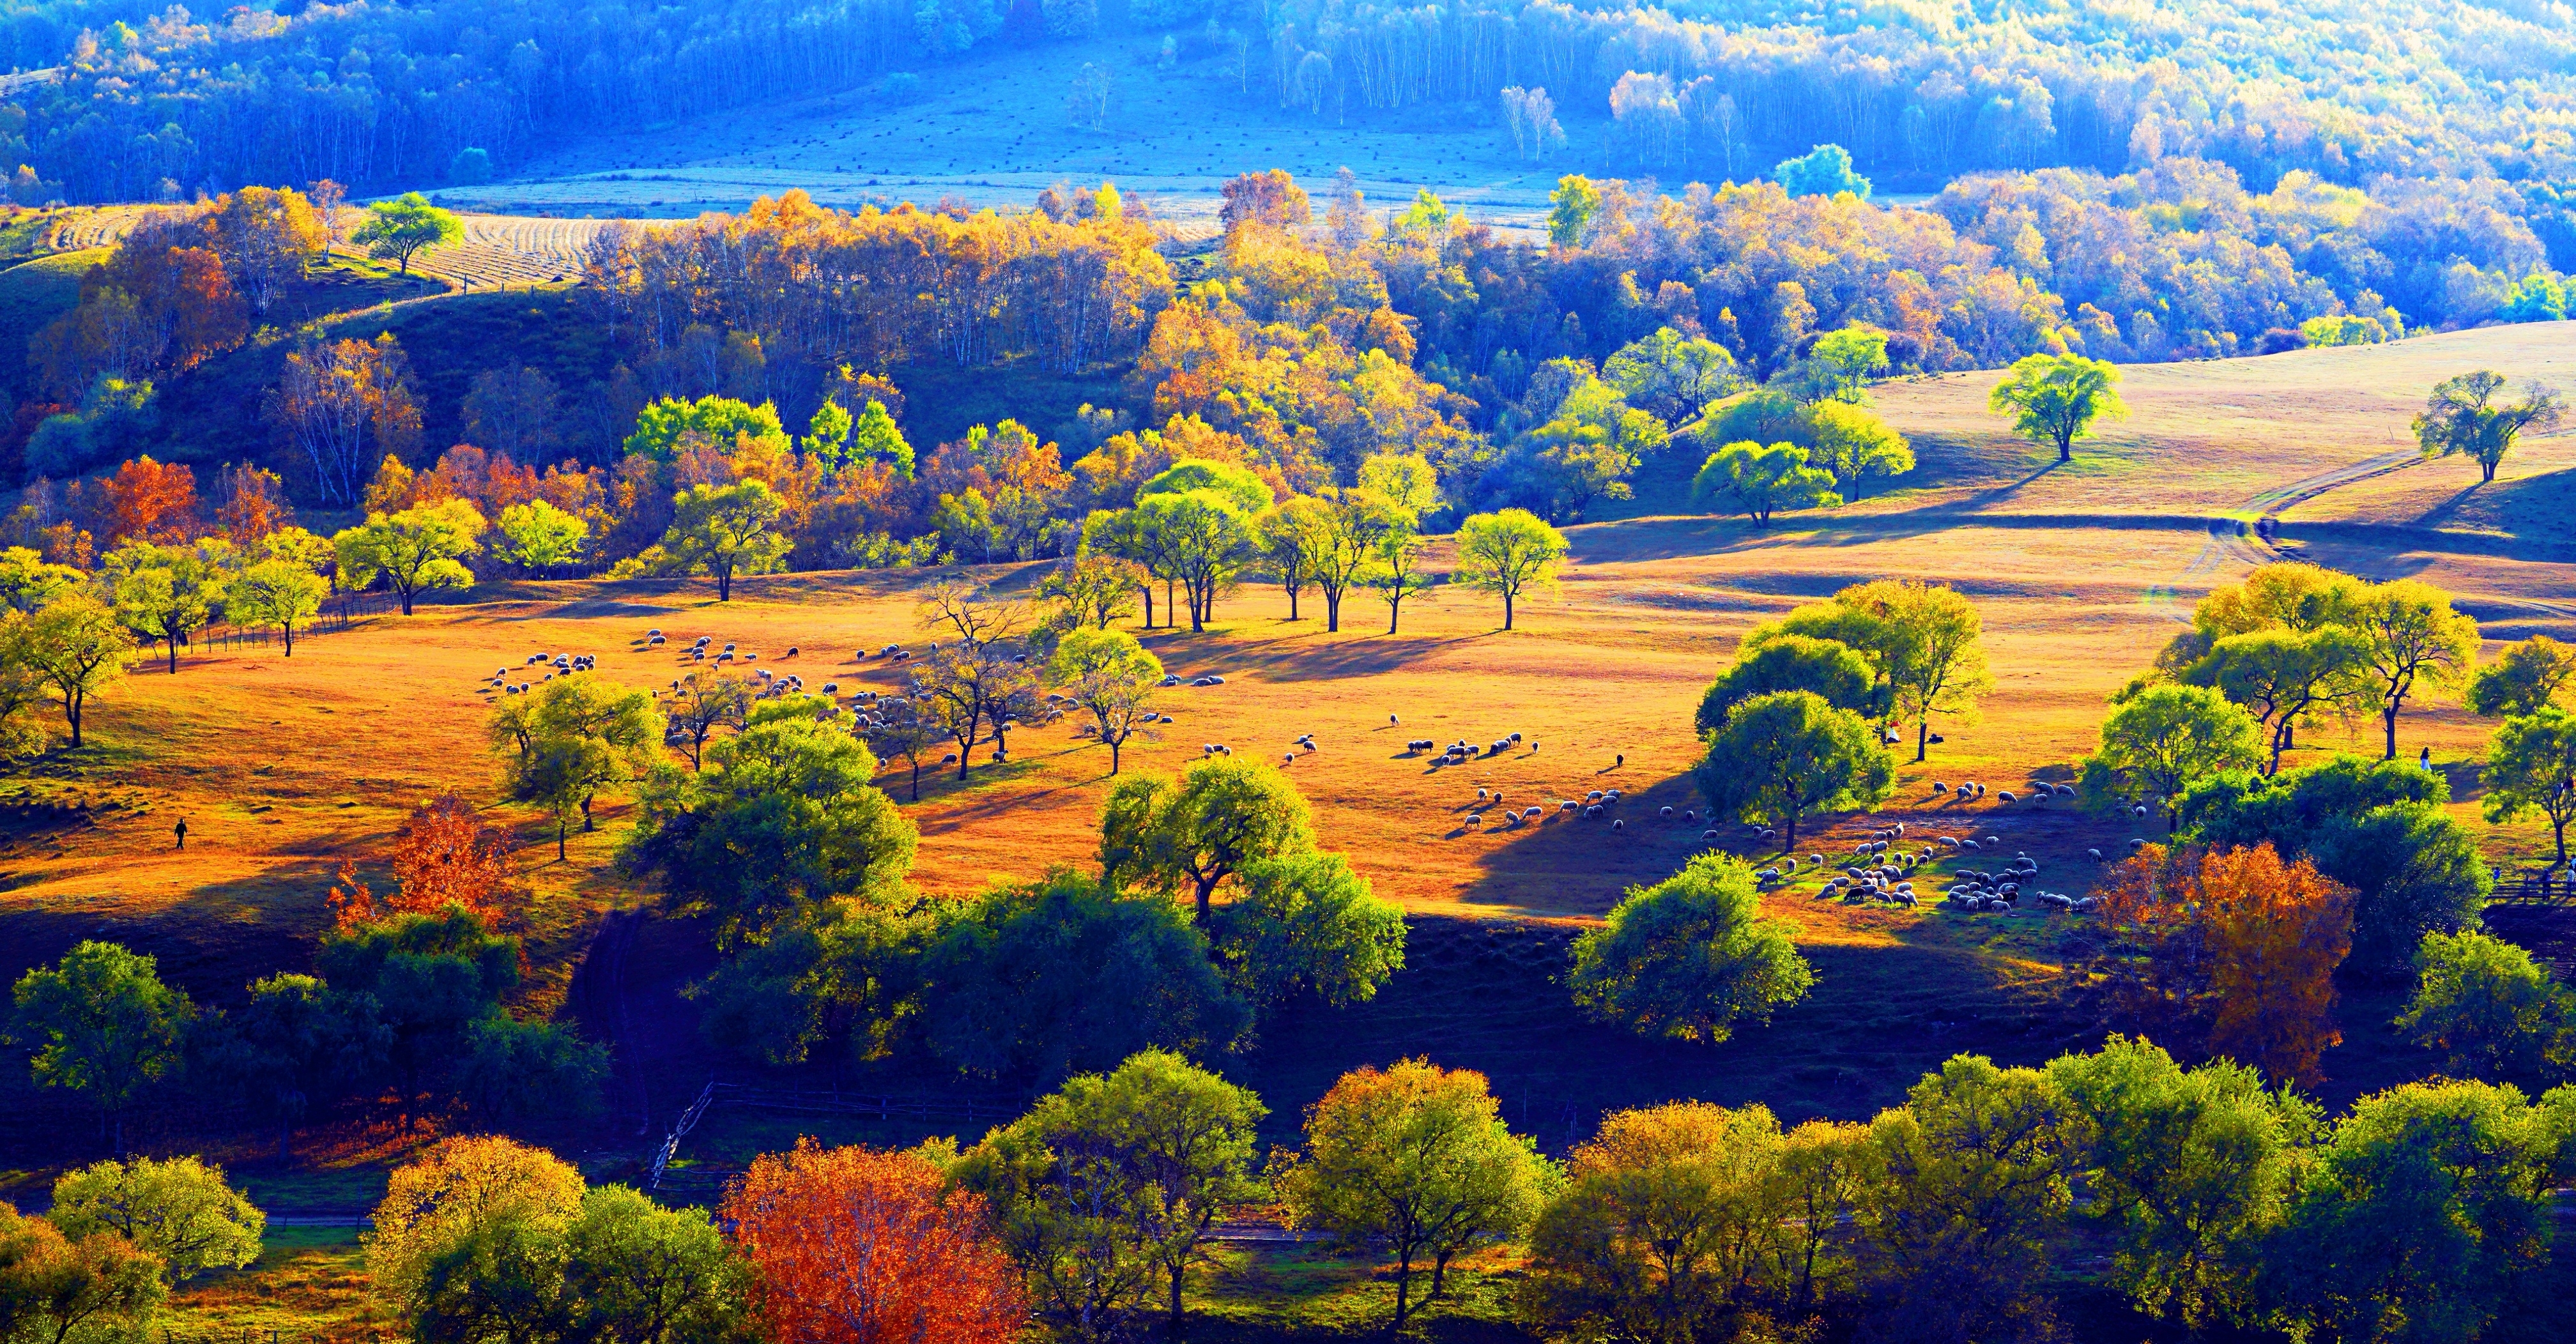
[[11, 0, 2576, 237]]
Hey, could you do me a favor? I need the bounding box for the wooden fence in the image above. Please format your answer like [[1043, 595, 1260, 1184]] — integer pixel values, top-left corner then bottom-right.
[[198, 591, 399, 652]]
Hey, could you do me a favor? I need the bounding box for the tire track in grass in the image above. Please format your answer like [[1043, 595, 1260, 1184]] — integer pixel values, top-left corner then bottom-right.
[[2148, 447, 2425, 619]]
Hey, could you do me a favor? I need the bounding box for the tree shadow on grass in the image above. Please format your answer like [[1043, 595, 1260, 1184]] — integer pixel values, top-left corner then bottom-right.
[[1233, 910, 2099, 1141], [1141, 627, 1487, 683]]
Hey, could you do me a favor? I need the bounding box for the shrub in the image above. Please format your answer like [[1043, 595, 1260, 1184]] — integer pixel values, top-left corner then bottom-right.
[[1568, 855, 1814, 1044]]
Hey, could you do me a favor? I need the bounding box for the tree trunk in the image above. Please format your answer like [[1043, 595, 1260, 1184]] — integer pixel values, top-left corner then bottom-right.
[[2057, 431, 2073, 462], [718, 567, 733, 601], [1503, 590, 1514, 630], [557, 818, 567, 860], [1392, 1249, 1413, 1333], [1784, 812, 1797, 853], [66, 694, 81, 747], [1326, 590, 1341, 632], [2382, 704, 2400, 760], [1287, 586, 1300, 620], [958, 725, 977, 779], [908, 759, 921, 802], [399, 586, 415, 615], [2483, 459, 2498, 483], [166, 634, 179, 673], [1109, 737, 1122, 774], [1915, 717, 1929, 763], [1169, 1262, 1186, 1328], [283, 623, 296, 657], [1142, 584, 1154, 629]]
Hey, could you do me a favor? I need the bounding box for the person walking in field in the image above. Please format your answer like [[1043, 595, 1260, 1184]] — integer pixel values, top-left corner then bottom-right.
[[173, 818, 187, 850]]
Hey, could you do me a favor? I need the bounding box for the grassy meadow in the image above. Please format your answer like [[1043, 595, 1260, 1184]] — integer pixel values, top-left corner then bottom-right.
[[6, 321, 2576, 1340]]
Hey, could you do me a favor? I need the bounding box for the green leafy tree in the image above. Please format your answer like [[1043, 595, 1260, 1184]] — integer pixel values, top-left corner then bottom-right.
[[2413, 370, 2563, 482], [453, 1016, 607, 1128], [622, 397, 788, 462], [2080, 684, 2264, 830], [353, 192, 462, 275], [2465, 634, 2576, 717], [2183, 625, 2368, 772], [659, 670, 752, 772], [1208, 851, 1406, 1011], [2045, 1037, 2313, 1331], [1772, 144, 1870, 198], [104, 538, 231, 674], [559, 1186, 755, 1344], [1041, 551, 1144, 632], [2483, 708, 2576, 867], [492, 500, 589, 577], [1805, 401, 1913, 497], [225, 558, 326, 656], [17, 593, 135, 747], [203, 972, 384, 1158], [660, 481, 790, 602], [489, 676, 661, 859], [843, 398, 914, 475], [8, 942, 193, 1155], [2393, 931, 2575, 1080], [0, 546, 84, 612], [1988, 352, 2126, 462], [1356, 454, 1443, 523], [1100, 758, 1316, 923], [1453, 508, 1567, 630], [955, 1050, 1266, 1335], [1135, 490, 1252, 633], [1806, 325, 1891, 402], [2182, 754, 2488, 976], [0, 1202, 168, 1344], [1602, 327, 1738, 424], [1692, 690, 1894, 851], [1049, 627, 1163, 775], [1308, 487, 1399, 633], [48, 1156, 264, 1284], [2338, 577, 2480, 760], [315, 907, 521, 1126], [334, 500, 485, 615], [625, 707, 915, 949], [1363, 527, 1432, 635], [1692, 441, 1839, 527], [1568, 855, 1814, 1043], [1851, 1056, 2069, 1343], [919, 869, 1248, 1080], [1138, 458, 1273, 515], [1547, 174, 1601, 247], [2267, 1080, 2564, 1344], [1522, 1103, 1866, 1340], [1694, 633, 1883, 736], [1275, 1059, 1555, 1332], [1256, 496, 1330, 622], [1838, 579, 1993, 762]]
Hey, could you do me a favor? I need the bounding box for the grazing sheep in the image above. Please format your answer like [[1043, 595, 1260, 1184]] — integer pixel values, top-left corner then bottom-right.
[[1998, 790, 2018, 804], [1585, 805, 1602, 818], [1477, 788, 1490, 802], [2133, 803, 2150, 818], [1704, 830, 1721, 841], [1683, 809, 1698, 823], [1466, 814, 1483, 827], [2129, 837, 2149, 851], [785, 646, 798, 657], [1659, 806, 1674, 818], [2087, 848, 2103, 862], [1933, 781, 1949, 793], [1616, 753, 1625, 767], [1390, 714, 1399, 724], [1611, 818, 1625, 832], [1561, 800, 1579, 811], [1509, 732, 1522, 743]]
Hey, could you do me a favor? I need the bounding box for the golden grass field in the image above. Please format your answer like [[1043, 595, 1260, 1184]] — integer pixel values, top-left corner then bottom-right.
[[3, 323, 2573, 1203]]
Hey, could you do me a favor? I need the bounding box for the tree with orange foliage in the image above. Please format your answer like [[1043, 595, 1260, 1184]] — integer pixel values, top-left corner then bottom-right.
[[213, 463, 293, 543], [97, 456, 197, 546], [2090, 843, 2354, 1087], [328, 794, 514, 929], [723, 1140, 1026, 1344]]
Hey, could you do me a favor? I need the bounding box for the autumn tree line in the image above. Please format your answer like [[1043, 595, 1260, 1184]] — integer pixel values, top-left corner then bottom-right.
[[19, 0, 2576, 253], [8, 1035, 2573, 1344]]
